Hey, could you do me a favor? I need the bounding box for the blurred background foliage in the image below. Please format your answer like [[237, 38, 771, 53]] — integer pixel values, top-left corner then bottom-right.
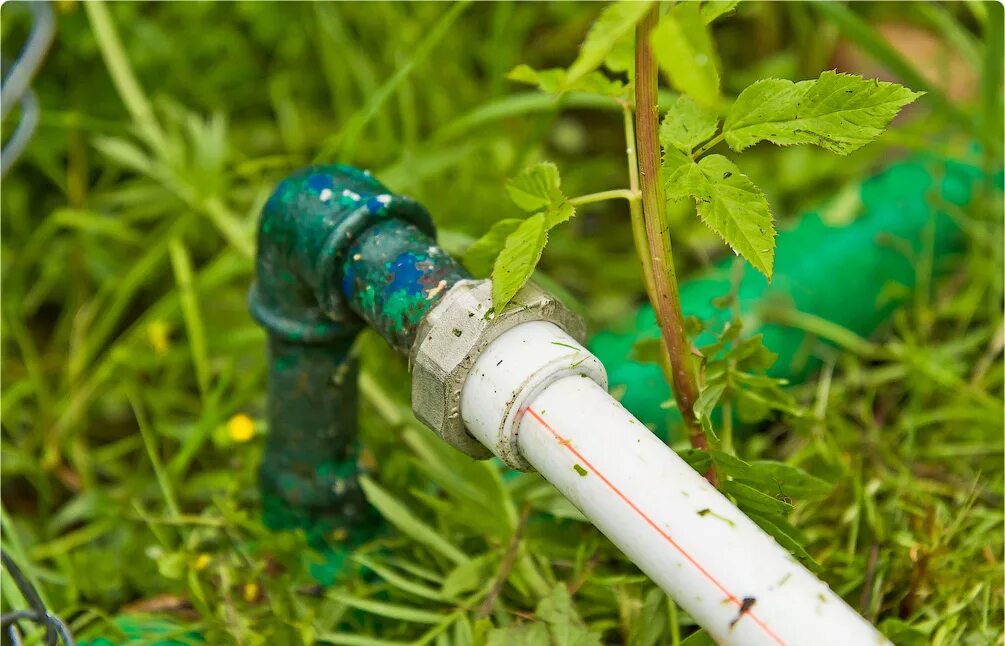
[[1, 1, 1002, 644]]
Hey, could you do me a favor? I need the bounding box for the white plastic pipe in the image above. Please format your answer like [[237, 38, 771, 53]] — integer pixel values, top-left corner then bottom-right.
[[461, 321, 889, 646]]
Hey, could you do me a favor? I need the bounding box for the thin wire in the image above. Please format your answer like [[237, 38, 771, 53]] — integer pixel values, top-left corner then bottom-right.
[[1, 550, 75, 646], [1, 88, 38, 177], [1, 1, 55, 177], [1, 1, 55, 119]]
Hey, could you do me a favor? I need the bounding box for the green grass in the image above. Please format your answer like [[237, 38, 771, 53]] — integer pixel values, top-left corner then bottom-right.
[[1, 2, 1002, 644]]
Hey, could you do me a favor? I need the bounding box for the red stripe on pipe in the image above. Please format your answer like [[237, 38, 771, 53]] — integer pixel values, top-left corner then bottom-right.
[[525, 406, 786, 646]]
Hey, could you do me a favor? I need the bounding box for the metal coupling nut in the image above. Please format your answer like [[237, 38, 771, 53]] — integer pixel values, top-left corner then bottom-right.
[[409, 279, 586, 459]]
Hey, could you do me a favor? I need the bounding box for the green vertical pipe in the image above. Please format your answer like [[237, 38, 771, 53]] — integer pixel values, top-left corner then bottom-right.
[[249, 164, 436, 543]]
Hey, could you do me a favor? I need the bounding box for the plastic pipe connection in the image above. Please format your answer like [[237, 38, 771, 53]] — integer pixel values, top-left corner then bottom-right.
[[250, 164, 890, 644]]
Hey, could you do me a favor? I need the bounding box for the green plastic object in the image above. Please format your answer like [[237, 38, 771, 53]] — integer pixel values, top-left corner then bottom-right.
[[590, 156, 984, 436]]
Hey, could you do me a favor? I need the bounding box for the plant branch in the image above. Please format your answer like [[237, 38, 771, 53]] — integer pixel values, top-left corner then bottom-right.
[[692, 132, 724, 159], [623, 104, 659, 309], [569, 189, 638, 205], [478, 505, 532, 617], [633, 8, 708, 455]]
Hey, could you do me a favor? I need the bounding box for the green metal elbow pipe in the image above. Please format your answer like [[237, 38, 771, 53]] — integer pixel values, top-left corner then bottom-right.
[[249, 164, 468, 545]]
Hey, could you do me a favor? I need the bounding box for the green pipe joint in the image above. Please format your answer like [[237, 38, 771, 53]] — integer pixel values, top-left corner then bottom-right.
[[249, 164, 442, 542], [250, 163, 588, 542]]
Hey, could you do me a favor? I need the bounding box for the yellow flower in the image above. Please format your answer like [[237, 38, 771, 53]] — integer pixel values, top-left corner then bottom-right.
[[243, 582, 259, 603], [192, 554, 211, 571], [227, 414, 256, 442], [147, 321, 171, 356]]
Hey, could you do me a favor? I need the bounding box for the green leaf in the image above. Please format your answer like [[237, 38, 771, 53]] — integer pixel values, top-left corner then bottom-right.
[[629, 587, 668, 646], [709, 449, 753, 480], [724, 480, 793, 516], [359, 476, 468, 565], [723, 71, 923, 154], [565, 0, 654, 88], [487, 624, 550, 646], [491, 213, 548, 312], [651, 3, 721, 108], [508, 65, 626, 99], [746, 511, 821, 571], [507, 65, 567, 94], [604, 33, 635, 74], [743, 461, 833, 501], [506, 162, 564, 212], [665, 154, 776, 279], [536, 584, 602, 646], [629, 337, 662, 365], [544, 202, 576, 229], [442, 554, 494, 599], [694, 382, 726, 424], [661, 146, 693, 194], [327, 589, 448, 625], [464, 219, 522, 277], [677, 448, 713, 475], [700, 1, 740, 24], [660, 95, 719, 154], [680, 630, 717, 646], [353, 555, 445, 602], [93, 136, 156, 176]]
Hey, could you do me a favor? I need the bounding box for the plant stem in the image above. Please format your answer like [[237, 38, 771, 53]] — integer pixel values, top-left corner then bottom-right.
[[692, 132, 724, 159], [568, 188, 637, 206], [622, 104, 659, 309], [85, 1, 165, 150], [633, 8, 708, 455]]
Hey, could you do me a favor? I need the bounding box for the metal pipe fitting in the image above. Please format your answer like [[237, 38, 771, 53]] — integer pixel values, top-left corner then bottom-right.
[[410, 279, 586, 463]]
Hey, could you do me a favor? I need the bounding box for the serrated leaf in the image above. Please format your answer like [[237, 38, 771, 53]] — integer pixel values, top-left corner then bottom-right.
[[701, 1, 740, 24], [487, 623, 550, 646], [536, 584, 602, 646], [665, 154, 775, 278], [661, 146, 693, 196], [724, 71, 923, 154], [660, 95, 719, 154], [506, 162, 564, 212], [464, 219, 522, 277], [565, 0, 654, 88], [492, 213, 548, 312], [544, 202, 576, 229], [651, 3, 721, 108]]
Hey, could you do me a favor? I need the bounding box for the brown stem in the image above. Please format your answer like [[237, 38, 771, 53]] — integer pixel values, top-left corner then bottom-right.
[[633, 8, 707, 454], [477, 505, 531, 617]]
